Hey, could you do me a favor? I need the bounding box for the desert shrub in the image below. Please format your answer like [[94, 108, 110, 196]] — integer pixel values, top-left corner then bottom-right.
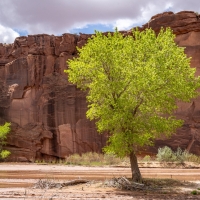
[[65, 152, 128, 166], [156, 146, 200, 164], [142, 155, 151, 162], [65, 153, 81, 165], [182, 151, 200, 163], [65, 153, 103, 166], [156, 146, 178, 162], [174, 147, 185, 163], [103, 153, 122, 165], [191, 190, 198, 195], [82, 152, 104, 163]]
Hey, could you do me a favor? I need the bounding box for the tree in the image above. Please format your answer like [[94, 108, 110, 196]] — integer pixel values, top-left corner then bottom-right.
[[0, 122, 11, 159], [65, 28, 200, 182]]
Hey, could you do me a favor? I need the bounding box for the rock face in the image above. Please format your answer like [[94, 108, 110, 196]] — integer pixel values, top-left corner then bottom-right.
[[1, 11, 200, 161], [0, 33, 106, 162]]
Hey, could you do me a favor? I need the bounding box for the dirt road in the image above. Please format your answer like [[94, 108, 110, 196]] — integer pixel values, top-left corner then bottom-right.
[[0, 163, 200, 199]]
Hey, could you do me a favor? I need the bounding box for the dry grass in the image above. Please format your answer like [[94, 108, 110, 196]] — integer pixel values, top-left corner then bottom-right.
[[34, 147, 200, 169], [65, 152, 129, 166]]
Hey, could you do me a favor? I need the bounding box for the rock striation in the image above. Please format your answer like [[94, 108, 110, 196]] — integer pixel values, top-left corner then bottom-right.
[[0, 11, 200, 161], [0, 33, 106, 161]]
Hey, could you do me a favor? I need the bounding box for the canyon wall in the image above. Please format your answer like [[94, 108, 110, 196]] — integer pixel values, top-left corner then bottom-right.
[[0, 33, 107, 161], [0, 11, 200, 161]]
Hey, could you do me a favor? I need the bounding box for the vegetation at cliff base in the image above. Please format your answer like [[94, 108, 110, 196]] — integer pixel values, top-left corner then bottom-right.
[[65, 152, 129, 166], [0, 122, 11, 159], [66, 27, 200, 182], [156, 146, 200, 164]]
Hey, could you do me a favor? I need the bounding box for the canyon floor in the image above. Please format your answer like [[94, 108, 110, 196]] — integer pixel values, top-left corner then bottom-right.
[[0, 163, 200, 199]]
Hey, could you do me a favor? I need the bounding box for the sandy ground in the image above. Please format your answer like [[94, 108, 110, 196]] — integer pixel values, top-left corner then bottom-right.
[[0, 163, 200, 199]]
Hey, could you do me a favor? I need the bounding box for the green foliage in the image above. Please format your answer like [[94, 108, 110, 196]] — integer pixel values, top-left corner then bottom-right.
[[66, 28, 200, 158], [0, 123, 11, 159], [0, 150, 10, 159], [0, 122, 10, 141], [191, 190, 198, 195]]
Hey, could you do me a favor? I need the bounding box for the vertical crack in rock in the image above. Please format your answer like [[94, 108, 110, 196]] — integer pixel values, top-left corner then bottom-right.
[[47, 92, 57, 154]]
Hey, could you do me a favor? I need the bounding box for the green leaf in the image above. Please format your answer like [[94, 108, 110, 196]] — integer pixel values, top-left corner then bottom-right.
[[66, 27, 200, 157]]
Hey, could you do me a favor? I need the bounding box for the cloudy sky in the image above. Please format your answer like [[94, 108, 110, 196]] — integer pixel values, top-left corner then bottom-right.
[[0, 0, 199, 43]]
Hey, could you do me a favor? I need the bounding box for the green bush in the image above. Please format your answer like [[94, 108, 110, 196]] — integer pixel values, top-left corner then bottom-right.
[[0, 150, 10, 159], [191, 190, 198, 195], [0, 123, 11, 159]]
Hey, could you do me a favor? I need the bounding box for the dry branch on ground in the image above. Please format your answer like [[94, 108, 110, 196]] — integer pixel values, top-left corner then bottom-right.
[[33, 179, 89, 189]]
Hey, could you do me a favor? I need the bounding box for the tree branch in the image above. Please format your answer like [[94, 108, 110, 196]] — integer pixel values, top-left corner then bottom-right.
[[132, 98, 143, 116], [117, 80, 132, 99]]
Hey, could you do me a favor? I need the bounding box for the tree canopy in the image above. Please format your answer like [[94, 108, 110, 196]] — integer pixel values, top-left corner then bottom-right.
[[65, 28, 200, 181]]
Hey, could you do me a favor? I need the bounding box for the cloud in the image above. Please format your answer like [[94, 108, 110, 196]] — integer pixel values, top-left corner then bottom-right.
[[0, 24, 19, 43], [113, 19, 137, 30], [0, 0, 199, 43]]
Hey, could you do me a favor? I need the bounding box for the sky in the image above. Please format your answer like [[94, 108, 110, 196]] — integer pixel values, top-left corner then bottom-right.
[[0, 0, 199, 44]]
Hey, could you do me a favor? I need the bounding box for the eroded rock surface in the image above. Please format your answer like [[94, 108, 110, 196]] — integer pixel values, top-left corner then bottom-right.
[[1, 11, 200, 161], [0, 33, 106, 161]]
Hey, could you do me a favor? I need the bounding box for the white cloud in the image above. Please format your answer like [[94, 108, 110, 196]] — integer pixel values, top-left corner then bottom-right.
[[0, 0, 200, 43], [70, 23, 89, 30], [0, 24, 19, 43], [113, 19, 136, 30]]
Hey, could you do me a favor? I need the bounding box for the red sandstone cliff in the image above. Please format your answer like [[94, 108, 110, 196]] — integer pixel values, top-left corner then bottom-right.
[[0, 11, 200, 161], [0, 33, 106, 161]]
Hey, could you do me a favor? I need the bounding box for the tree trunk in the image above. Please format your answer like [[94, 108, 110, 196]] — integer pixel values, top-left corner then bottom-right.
[[129, 151, 142, 182]]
